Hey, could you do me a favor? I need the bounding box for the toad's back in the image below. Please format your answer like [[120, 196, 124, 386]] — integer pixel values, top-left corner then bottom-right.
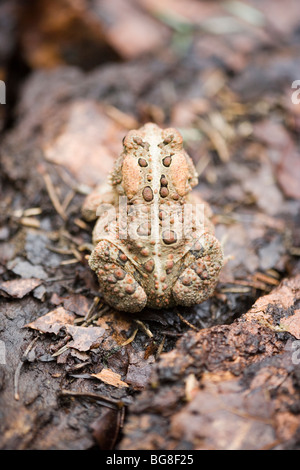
[[110, 123, 200, 300], [87, 123, 223, 311]]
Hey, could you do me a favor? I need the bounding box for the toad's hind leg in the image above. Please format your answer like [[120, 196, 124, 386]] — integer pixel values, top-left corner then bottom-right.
[[172, 232, 223, 307], [89, 240, 147, 313]]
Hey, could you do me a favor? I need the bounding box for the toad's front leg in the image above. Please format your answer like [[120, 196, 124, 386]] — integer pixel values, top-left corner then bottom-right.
[[89, 240, 147, 313], [172, 232, 223, 307], [82, 183, 118, 222]]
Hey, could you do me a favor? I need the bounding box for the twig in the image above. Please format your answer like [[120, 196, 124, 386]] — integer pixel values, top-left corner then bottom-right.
[[134, 320, 154, 338], [221, 279, 270, 291], [44, 275, 76, 283], [220, 286, 251, 293], [121, 328, 138, 346], [177, 311, 199, 331], [253, 272, 280, 286], [156, 334, 166, 358], [42, 171, 67, 221], [74, 218, 90, 231], [103, 104, 139, 129], [52, 344, 70, 358], [23, 207, 42, 217], [19, 217, 40, 229], [46, 245, 74, 255], [79, 297, 101, 325], [59, 389, 126, 410], [60, 258, 79, 265], [61, 189, 75, 212], [197, 117, 230, 163], [14, 336, 39, 401], [61, 230, 83, 246], [71, 247, 82, 261]]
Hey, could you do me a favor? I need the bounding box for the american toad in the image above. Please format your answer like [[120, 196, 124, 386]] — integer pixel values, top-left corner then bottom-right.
[[82, 123, 223, 312]]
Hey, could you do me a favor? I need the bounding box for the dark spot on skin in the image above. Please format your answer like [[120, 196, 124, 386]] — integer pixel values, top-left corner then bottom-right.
[[144, 259, 155, 273], [160, 175, 168, 186], [163, 156, 172, 167], [181, 275, 193, 286], [162, 230, 177, 245], [143, 186, 154, 202], [200, 270, 209, 279], [107, 274, 117, 284], [134, 137, 149, 150], [160, 187, 169, 198], [114, 268, 126, 280], [118, 250, 128, 265], [166, 260, 174, 274], [138, 158, 148, 167], [141, 247, 149, 256], [125, 284, 137, 295], [163, 135, 173, 145], [159, 210, 166, 220], [133, 136, 143, 146]]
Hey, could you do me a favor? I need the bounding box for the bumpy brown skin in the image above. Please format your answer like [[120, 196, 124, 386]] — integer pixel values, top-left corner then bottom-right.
[[82, 123, 223, 313]]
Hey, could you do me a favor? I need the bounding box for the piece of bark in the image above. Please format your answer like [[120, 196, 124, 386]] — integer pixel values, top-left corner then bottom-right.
[[281, 310, 300, 340], [50, 293, 91, 317], [91, 369, 129, 388], [43, 100, 122, 186], [276, 145, 300, 200], [0, 278, 42, 299], [25, 306, 76, 335], [65, 325, 107, 352]]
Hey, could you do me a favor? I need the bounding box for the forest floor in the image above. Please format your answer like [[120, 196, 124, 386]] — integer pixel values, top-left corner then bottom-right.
[[0, 0, 300, 450]]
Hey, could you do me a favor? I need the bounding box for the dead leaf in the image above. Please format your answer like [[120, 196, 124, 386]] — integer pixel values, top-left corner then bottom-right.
[[91, 408, 122, 450], [25, 307, 75, 335], [0, 278, 42, 298], [50, 292, 91, 317], [126, 351, 155, 390], [253, 119, 292, 149], [65, 324, 106, 351], [170, 381, 276, 450], [281, 310, 300, 339], [43, 101, 123, 186], [92, 368, 129, 388], [276, 144, 300, 200]]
